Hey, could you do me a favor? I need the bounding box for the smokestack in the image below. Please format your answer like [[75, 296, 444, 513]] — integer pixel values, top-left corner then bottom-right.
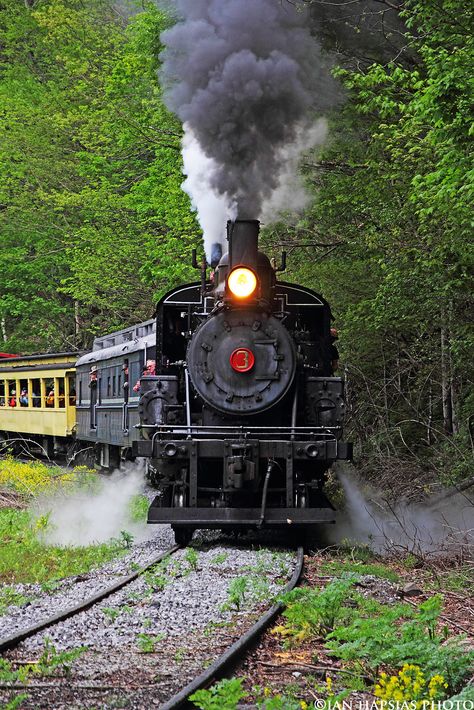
[[210, 242, 223, 268], [227, 219, 259, 271]]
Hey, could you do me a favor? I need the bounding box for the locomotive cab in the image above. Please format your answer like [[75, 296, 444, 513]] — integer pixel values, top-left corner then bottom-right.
[[133, 219, 352, 544]]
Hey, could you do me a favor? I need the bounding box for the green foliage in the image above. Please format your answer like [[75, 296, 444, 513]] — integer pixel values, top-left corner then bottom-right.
[[2, 694, 29, 710], [144, 559, 169, 592], [326, 595, 473, 692], [221, 576, 249, 612], [184, 547, 199, 572], [0, 0, 199, 352], [118, 530, 134, 549], [128, 494, 149, 523], [320, 560, 399, 582], [0, 586, 31, 616], [101, 606, 121, 622], [190, 677, 248, 710], [211, 552, 229, 565], [264, 0, 474, 486], [448, 685, 474, 703], [258, 696, 302, 710], [136, 632, 165, 653], [276, 576, 357, 643], [277, 581, 473, 695], [0, 508, 125, 584], [0, 638, 86, 683], [37, 637, 87, 676]]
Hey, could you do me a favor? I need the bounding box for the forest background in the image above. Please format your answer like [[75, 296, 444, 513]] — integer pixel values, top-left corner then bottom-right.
[[0, 0, 472, 493]]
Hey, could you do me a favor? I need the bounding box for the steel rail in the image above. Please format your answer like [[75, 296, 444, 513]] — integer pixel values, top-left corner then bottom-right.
[[160, 545, 305, 710], [0, 543, 181, 654]]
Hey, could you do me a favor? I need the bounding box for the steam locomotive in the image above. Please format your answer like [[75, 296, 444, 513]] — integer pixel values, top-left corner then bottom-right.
[[133, 220, 352, 544], [0, 219, 351, 545]]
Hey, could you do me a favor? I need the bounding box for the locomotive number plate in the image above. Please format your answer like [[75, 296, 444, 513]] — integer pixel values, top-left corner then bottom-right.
[[230, 348, 255, 373]]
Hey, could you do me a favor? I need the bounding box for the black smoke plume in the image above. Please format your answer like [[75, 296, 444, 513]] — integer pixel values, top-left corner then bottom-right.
[[160, 0, 332, 219]]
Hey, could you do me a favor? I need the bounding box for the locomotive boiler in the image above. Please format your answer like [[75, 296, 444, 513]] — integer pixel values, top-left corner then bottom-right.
[[133, 220, 352, 544]]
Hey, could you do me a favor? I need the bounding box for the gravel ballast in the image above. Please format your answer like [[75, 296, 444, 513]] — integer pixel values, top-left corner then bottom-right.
[[0, 530, 297, 709]]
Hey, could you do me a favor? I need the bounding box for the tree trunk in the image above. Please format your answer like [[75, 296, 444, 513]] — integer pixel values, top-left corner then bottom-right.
[[448, 301, 459, 435], [440, 308, 453, 435], [74, 301, 81, 343]]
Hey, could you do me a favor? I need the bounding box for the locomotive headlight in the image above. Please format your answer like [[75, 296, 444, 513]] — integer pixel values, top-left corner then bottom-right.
[[227, 267, 257, 299]]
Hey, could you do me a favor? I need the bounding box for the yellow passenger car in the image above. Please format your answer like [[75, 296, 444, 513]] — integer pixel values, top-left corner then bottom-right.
[[0, 352, 78, 456]]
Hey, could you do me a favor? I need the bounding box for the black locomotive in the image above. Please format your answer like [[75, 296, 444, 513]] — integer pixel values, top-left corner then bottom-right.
[[133, 220, 352, 544]]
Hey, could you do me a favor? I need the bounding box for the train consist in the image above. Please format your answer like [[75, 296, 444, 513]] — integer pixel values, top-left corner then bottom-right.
[[0, 220, 351, 543]]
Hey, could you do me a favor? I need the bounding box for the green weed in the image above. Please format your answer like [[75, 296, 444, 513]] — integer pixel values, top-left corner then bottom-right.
[[0, 586, 31, 615], [136, 632, 166, 653], [37, 638, 87, 676], [333, 539, 373, 563], [0, 509, 126, 584], [320, 559, 399, 582], [0, 638, 86, 683], [211, 552, 228, 565], [325, 595, 474, 692], [118, 530, 134, 549], [39, 580, 62, 594], [174, 648, 186, 663], [102, 607, 120, 622], [276, 575, 358, 643], [144, 560, 169, 592], [3, 693, 29, 710], [221, 576, 249, 611], [190, 677, 247, 709], [185, 547, 199, 572], [128, 494, 149, 523], [203, 620, 232, 636]]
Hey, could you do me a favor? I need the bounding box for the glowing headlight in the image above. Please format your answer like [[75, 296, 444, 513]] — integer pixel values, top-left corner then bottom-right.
[[227, 267, 257, 299]]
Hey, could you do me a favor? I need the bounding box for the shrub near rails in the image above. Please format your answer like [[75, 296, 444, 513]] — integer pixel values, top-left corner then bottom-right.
[[0, 456, 94, 497]]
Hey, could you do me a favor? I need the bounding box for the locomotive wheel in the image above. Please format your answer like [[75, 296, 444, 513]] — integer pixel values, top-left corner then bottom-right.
[[173, 527, 193, 546]]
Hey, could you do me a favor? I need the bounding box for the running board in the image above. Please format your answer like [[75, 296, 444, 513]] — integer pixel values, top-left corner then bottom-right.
[[147, 506, 336, 526]]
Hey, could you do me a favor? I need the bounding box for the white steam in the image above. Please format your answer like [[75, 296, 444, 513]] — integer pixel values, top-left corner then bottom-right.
[[33, 463, 153, 547], [330, 465, 474, 556], [260, 119, 328, 223], [181, 125, 237, 259], [183, 120, 328, 260]]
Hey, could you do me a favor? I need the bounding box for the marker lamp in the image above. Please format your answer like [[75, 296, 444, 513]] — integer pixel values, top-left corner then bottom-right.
[[227, 267, 257, 299]]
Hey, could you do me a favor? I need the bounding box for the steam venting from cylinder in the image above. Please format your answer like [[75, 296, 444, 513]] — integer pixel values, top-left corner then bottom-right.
[[159, 0, 333, 258]]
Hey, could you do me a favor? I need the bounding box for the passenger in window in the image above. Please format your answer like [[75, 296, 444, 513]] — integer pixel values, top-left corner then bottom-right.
[[9, 390, 16, 407], [69, 389, 76, 406], [19, 389, 28, 406], [133, 359, 156, 392], [45, 390, 55, 407], [89, 365, 98, 387]]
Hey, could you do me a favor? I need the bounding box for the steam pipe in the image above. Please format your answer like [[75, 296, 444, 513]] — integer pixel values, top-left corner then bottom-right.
[[258, 459, 275, 527], [291, 384, 298, 440], [184, 367, 192, 437]]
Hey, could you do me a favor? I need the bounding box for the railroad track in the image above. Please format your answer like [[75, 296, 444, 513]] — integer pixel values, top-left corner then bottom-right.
[[162, 545, 304, 710], [0, 543, 181, 654], [0, 540, 304, 709]]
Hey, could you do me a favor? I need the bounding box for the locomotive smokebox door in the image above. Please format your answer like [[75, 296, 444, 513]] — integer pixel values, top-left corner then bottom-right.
[[187, 311, 296, 415]]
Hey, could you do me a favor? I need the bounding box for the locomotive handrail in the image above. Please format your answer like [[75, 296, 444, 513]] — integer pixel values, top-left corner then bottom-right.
[[139, 424, 341, 431]]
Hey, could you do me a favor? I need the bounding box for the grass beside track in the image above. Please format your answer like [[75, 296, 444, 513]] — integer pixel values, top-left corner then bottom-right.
[[0, 457, 146, 586], [0, 508, 128, 585]]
